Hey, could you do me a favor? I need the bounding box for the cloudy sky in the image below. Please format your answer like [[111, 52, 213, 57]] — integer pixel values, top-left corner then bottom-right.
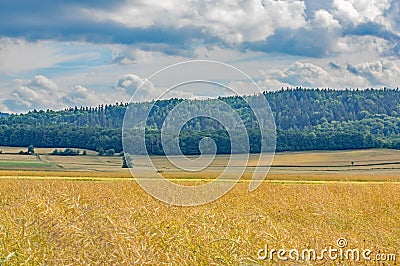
[[0, 0, 399, 113]]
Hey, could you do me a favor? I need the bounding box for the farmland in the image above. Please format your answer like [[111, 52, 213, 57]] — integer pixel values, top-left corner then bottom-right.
[[0, 148, 399, 264], [1, 147, 399, 181]]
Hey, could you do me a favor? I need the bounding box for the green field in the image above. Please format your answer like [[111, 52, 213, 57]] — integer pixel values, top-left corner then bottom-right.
[[0, 160, 53, 168]]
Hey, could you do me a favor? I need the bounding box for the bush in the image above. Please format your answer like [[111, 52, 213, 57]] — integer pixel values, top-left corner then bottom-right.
[[105, 149, 115, 156], [28, 145, 35, 154], [122, 156, 129, 168], [51, 148, 80, 156], [51, 149, 61, 155], [98, 148, 105, 156]]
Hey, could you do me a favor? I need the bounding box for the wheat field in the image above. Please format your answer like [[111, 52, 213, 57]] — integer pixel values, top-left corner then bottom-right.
[[0, 180, 399, 265], [0, 149, 399, 265]]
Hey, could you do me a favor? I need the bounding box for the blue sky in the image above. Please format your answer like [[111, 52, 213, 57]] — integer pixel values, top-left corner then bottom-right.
[[0, 0, 399, 112]]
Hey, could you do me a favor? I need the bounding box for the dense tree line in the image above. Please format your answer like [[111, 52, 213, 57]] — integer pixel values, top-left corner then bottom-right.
[[0, 124, 122, 152], [0, 88, 399, 154]]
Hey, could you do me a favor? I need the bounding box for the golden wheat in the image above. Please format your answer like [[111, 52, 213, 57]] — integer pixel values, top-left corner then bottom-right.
[[0, 179, 399, 265]]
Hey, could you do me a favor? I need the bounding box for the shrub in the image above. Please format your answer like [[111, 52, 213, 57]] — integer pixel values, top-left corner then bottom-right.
[[105, 149, 115, 156]]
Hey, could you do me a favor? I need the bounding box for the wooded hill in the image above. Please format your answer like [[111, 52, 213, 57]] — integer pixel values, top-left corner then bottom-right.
[[1, 88, 399, 154]]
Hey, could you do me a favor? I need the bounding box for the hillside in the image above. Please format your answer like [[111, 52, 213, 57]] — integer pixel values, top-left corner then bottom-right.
[[0, 88, 399, 154]]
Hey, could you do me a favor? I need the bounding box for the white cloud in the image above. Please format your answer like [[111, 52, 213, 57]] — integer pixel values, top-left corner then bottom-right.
[[0, 38, 69, 75], [62, 85, 104, 107], [117, 73, 197, 102], [347, 59, 400, 86], [1, 1, 399, 112], [117, 74, 151, 97], [201, 0, 307, 43], [81, 0, 307, 44], [257, 78, 292, 91], [312, 9, 341, 30], [335, 35, 392, 56], [263, 62, 337, 88], [4, 75, 66, 112], [111, 46, 158, 64], [332, 0, 360, 25], [73, 0, 398, 58], [332, 0, 391, 25], [2, 75, 121, 113], [260, 58, 400, 89], [260, 61, 371, 89], [386, 0, 400, 35]]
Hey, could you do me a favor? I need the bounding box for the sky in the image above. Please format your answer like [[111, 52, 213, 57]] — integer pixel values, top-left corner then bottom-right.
[[0, 0, 399, 113]]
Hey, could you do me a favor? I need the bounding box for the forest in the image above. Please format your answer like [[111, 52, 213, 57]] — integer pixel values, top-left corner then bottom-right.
[[0, 88, 399, 154]]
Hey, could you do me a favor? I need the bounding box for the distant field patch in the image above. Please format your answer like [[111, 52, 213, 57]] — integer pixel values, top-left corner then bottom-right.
[[0, 146, 97, 155], [0, 148, 399, 182], [0, 160, 53, 168]]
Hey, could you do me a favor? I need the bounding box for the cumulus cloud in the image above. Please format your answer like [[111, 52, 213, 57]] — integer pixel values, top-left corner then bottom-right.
[[117, 74, 153, 97], [85, 0, 307, 44], [2, 72, 201, 113], [261, 62, 337, 88], [3, 76, 65, 112], [0, 0, 399, 58], [111, 46, 157, 64], [335, 35, 392, 56], [2, 75, 114, 113], [313, 9, 341, 30], [244, 6, 342, 57], [330, 0, 400, 56], [117, 73, 198, 102], [346, 59, 400, 86], [332, 0, 391, 26], [259, 61, 373, 89], [62, 85, 104, 107], [261, 59, 400, 89], [0, 0, 400, 102], [386, 0, 400, 35]]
